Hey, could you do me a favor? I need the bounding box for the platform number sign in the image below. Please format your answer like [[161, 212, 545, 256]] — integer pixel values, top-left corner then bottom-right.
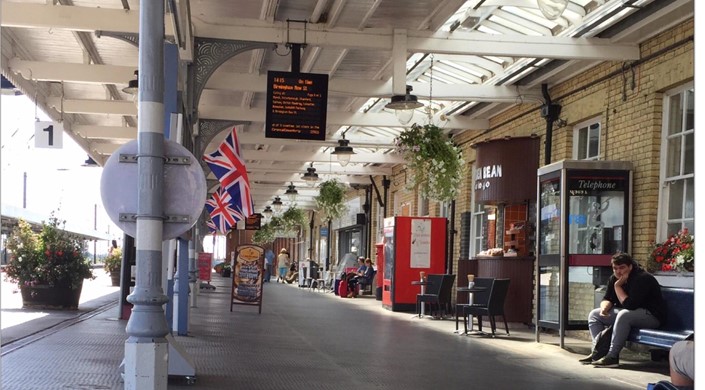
[[34, 121, 64, 149]]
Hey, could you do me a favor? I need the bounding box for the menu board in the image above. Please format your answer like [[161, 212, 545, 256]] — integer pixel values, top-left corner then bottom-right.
[[265, 71, 328, 141], [230, 245, 264, 313]]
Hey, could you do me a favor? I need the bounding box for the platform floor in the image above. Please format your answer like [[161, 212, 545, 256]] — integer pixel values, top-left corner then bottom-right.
[[1, 274, 670, 389]]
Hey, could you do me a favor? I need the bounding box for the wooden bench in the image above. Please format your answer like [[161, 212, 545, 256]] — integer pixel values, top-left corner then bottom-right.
[[627, 287, 693, 357]]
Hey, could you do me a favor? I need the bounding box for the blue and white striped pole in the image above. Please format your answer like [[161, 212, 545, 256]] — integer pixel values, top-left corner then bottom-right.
[[124, 0, 169, 388]]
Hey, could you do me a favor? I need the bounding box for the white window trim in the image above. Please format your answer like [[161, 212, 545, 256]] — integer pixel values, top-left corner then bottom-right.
[[656, 81, 694, 242], [572, 117, 601, 160]]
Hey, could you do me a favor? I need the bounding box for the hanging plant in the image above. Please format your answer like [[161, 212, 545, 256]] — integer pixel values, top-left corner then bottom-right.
[[394, 123, 466, 202], [281, 206, 307, 232], [252, 217, 282, 246], [315, 179, 348, 221]]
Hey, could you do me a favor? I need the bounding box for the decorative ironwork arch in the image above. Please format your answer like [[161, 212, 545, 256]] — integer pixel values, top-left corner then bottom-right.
[[193, 38, 275, 115]]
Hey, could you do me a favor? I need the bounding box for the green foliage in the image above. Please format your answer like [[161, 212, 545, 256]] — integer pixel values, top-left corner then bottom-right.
[[252, 223, 276, 246], [394, 123, 466, 202], [281, 206, 307, 230], [315, 180, 348, 221], [5, 216, 94, 289], [104, 248, 122, 274], [252, 207, 308, 245]]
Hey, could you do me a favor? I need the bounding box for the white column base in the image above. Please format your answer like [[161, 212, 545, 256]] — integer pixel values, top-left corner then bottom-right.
[[124, 339, 169, 390]]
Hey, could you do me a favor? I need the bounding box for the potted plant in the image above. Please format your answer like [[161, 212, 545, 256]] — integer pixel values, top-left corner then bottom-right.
[[4, 216, 94, 309], [648, 228, 694, 288], [315, 180, 348, 221], [648, 229, 694, 273], [104, 248, 123, 286], [221, 263, 232, 277], [394, 123, 466, 202]]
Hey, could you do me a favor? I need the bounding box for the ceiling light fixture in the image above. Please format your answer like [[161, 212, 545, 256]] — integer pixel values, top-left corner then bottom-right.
[[385, 85, 423, 125], [301, 162, 319, 186], [122, 70, 139, 95], [331, 136, 355, 166], [262, 205, 273, 219], [272, 196, 283, 213], [537, 0, 568, 20], [285, 182, 299, 202]]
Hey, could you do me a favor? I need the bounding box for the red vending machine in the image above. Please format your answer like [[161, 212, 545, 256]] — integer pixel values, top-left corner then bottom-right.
[[382, 216, 447, 311]]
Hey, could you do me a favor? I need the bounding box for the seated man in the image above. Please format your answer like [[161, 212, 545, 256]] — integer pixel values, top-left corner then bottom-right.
[[669, 339, 694, 389], [579, 253, 667, 367], [346, 258, 375, 298]]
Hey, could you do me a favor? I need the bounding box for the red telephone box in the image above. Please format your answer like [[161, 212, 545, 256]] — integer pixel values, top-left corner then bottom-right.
[[381, 216, 447, 311]]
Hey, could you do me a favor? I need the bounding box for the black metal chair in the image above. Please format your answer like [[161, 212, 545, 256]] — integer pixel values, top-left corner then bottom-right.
[[462, 278, 511, 336], [415, 274, 443, 317], [455, 277, 494, 333], [436, 274, 456, 317]]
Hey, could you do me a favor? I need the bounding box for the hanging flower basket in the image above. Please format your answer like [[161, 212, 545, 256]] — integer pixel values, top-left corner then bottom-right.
[[394, 123, 465, 202], [315, 180, 348, 221]]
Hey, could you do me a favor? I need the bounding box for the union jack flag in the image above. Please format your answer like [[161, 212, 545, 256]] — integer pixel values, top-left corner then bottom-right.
[[205, 218, 217, 234], [205, 186, 245, 234], [203, 127, 254, 217]]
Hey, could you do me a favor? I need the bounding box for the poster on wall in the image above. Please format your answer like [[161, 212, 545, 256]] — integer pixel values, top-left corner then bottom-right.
[[231, 245, 264, 314], [410, 219, 431, 268], [197, 252, 213, 282]]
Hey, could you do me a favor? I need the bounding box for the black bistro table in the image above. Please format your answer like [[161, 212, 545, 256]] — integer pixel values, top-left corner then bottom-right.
[[455, 285, 488, 334]]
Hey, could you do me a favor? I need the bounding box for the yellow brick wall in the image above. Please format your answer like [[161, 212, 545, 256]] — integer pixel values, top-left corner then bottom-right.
[[364, 22, 693, 315]]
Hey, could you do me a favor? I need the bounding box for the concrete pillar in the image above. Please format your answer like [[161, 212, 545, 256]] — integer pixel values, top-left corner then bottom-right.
[[124, 1, 169, 389]]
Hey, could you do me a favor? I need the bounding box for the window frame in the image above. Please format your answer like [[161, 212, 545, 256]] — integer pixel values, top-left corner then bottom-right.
[[572, 117, 602, 160], [656, 82, 695, 241]]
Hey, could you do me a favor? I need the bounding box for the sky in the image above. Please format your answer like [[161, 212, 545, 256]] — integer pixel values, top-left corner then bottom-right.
[[1, 93, 121, 252]]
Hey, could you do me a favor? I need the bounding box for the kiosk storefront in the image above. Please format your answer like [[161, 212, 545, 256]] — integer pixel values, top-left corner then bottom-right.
[[459, 136, 540, 324]]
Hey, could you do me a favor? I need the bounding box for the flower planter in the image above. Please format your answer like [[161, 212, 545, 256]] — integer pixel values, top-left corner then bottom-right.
[[20, 281, 83, 310], [110, 272, 121, 287], [653, 271, 694, 289]]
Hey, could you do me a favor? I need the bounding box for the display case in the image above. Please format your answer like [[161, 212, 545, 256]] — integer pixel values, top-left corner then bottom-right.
[[535, 160, 632, 347]]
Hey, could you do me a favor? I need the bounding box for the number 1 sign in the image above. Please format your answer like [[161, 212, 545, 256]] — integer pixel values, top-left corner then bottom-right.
[[34, 121, 64, 149]]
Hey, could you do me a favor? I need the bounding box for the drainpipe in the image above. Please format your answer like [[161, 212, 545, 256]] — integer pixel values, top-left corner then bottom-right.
[[446, 200, 456, 274], [541, 84, 561, 166], [124, 1, 169, 389]]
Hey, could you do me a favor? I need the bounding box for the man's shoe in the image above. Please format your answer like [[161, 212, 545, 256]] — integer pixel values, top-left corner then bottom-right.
[[578, 354, 596, 364], [591, 356, 619, 368]]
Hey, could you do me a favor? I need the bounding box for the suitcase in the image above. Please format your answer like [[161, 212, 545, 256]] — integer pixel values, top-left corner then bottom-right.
[[338, 279, 348, 298]]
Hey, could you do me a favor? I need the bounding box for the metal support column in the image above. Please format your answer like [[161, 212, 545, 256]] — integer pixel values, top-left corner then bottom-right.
[[174, 238, 190, 335], [124, 1, 169, 388], [188, 236, 198, 308]]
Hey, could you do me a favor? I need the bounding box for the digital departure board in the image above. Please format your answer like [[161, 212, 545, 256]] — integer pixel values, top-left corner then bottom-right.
[[265, 71, 328, 141]]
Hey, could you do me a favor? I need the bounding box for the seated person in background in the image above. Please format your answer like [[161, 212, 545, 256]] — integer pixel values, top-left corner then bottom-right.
[[355, 257, 366, 274], [346, 258, 375, 298], [284, 262, 298, 284], [669, 338, 694, 390], [579, 253, 666, 368]]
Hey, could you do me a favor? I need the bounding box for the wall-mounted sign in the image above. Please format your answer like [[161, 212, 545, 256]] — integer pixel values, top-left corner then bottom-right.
[[245, 214, 262, 230], [34, 121, 64, 148], [473, 136, 540, 204], [265, 71, 328, 141]]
